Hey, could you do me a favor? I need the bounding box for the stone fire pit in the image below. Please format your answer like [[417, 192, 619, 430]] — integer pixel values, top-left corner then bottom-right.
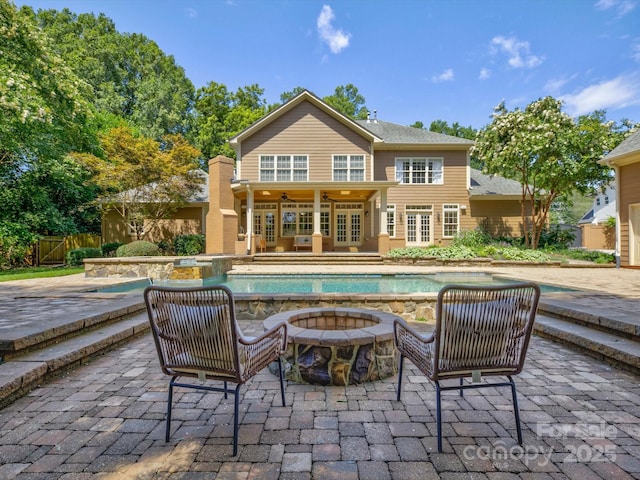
[[263, 307, 400, 386]]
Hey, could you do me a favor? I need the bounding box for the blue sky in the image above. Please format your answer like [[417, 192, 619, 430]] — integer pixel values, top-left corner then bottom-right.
[[15, 0, 640, 129]]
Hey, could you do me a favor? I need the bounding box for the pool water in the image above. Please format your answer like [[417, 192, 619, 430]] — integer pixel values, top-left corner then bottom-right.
[[102, 272, 573, 294]]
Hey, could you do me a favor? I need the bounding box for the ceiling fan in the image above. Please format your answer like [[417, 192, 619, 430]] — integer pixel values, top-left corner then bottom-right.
[[322, 192, 336, 202], [281, 192, 295, 202]]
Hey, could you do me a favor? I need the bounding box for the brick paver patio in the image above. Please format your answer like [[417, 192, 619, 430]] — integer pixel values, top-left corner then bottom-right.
[[1, 318, 639, 479]]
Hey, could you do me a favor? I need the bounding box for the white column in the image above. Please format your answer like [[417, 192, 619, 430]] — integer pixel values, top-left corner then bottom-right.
[[314, 189, 321, 234], [379, 188, 388, 235], [246, 186, 254, 253]]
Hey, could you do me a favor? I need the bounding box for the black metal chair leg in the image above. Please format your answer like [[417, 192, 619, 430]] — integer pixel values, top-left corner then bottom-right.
[[165, 378, 175, 442], [278, 357, 286, 406], [232, 384, 241, 456], [509, 376, 523, 444], [396, 354, 404, 401], [459, 377, 464, 397], [436, 381, 442, 453], [224, 381, 228, 399]]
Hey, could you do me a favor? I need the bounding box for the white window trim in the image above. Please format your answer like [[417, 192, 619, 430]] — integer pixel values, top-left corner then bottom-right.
[[395, 157, 444, 185], [332, 154, 366, 182], [259, 154, 309, 182], [387, 204, 396, 238], [442, 204, 460, 238]]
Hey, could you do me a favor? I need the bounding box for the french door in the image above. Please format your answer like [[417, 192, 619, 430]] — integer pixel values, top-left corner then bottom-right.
[[405, 206, 432, 246], [334, 203, 363, 248], [253, 204, 277, 246]]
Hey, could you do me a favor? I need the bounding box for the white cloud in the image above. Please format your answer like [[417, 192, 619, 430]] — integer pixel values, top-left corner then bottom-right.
[[560, 73, 640, 115], [317, 5, 351, 54], [545, 74, 578, 94], [490, 35, 544, 69], [185, 7, 198, 18], [632, 41, 640, 62], [432, 68, 454, 83], [479, 68, 491, 80], [595, 0, 637, 17]]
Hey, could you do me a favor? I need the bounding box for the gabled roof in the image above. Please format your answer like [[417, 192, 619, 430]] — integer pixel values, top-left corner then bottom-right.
[[229, 90, 382, 145], [469, 168, 522, 197], [578, 201, 616, 224], [356, 120, 474, 146], [600, 129, 640, 166], [229, 90, 473, 148]]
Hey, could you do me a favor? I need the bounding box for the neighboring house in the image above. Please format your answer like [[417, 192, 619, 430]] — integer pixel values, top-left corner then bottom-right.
[[204, 90, 530, 255], [599, 129, 640, 267], [102, 170, 209, 244], [577, 181, 616, 251]]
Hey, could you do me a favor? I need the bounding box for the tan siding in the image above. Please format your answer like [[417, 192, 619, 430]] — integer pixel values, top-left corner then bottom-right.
[[619, 162, 640, 265], [102, 207, 205, 244], [469, 200, 526, 238], [240, 101, 370, 182], [375, 150, 470, 243]]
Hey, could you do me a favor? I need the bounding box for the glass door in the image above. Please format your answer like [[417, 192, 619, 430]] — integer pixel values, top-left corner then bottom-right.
[[334, 203, 363, 248]]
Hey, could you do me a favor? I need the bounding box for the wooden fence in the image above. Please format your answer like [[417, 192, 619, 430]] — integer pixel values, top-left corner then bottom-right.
[[36, 234, 101, 265]]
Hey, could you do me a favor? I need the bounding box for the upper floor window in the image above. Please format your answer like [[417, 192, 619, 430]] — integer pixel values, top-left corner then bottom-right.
[[333, 155, 365, 181], [604, 195, 609, 205], [260, 155, 308, 182], [442, 204, 459, 237], [395, 158, 443, 184]]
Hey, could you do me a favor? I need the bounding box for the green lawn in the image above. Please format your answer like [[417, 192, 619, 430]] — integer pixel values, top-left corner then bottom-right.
[[0, 266, 85, 282]]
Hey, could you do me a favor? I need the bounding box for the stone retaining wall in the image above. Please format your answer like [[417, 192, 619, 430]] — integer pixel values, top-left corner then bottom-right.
[[233, 293, 438, 324], [83, 256, 233, 281]]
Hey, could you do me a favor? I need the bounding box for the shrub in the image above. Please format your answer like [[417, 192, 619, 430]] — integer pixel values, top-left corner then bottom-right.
[[452, 228, 492, 248], [173, 234, 205, 256], [101, 242, 124, 258], [496, 247, 550, 262], [66, 247, 102, 266], [0, 221, 38, 269], [156, 239, 172, 255], [116, 240, 161, 257]]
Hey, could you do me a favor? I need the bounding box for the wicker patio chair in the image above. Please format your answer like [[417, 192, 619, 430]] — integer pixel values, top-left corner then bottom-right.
[[394, 283, 540, 452], [144, 285, 287, 456]]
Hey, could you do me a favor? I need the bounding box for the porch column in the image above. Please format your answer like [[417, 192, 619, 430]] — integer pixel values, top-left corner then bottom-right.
[[246, 186, 254, 255], [378, 188, 390, 255], [312, 189, 322, 254]]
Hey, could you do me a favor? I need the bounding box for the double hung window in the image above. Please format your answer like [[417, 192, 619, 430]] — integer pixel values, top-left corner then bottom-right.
[[395, 158, 443, 184], [260, 155, 308, 182], [333, 155, 365, 181]]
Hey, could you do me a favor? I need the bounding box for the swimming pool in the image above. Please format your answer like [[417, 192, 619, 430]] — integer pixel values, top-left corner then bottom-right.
[[97, 272, 573, 294]]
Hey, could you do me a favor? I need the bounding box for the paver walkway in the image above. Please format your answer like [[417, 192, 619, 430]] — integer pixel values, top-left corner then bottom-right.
[[1, 265, 640, 479]]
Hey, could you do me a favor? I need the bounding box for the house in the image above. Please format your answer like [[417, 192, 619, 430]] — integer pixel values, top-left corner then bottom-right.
[[205, 90, 529, 255], [599, 129, 640, 267], [101, 170, 209, 244], [577, 181, 616, 251]]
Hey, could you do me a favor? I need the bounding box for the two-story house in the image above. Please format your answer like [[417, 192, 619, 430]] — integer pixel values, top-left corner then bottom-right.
[[599, 128, 640, 267], [205, 90, 527, 255]]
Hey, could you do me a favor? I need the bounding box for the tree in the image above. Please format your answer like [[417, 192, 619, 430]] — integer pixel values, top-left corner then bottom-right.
[[472, 97, 622, 249], [1, 0, 99, 267], [73, 126, 203, 239], [429, 120, 477, 141], [192, 83, 267, 162], [280, 86, 308, 104], [323, 84, 368, 119], [31, 7, 195, 139]]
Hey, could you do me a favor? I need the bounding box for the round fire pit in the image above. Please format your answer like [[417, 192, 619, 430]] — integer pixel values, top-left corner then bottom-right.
[[263, 307, 400, 386]]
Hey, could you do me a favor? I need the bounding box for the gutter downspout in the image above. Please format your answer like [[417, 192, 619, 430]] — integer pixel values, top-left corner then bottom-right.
[[614, 165, 621, 268]]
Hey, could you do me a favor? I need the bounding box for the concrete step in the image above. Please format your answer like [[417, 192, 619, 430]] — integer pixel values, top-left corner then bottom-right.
[[537, 297, 640, 342], [0, 311, 149, 407], [0, 296, 145, 361], [533, 313, 640, 375], [252, 253, 383, 264]]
